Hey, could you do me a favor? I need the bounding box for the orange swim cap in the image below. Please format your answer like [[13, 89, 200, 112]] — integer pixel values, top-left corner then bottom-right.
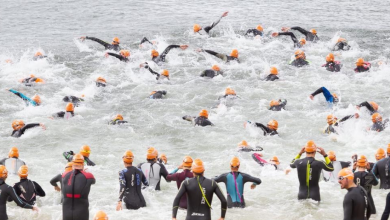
[[327, 151, 336, 161], [112, 37, 120, 45], [18, 165, 28, 179], [146, 147, 158, 160], [151, 50, 159, 57], [199, 109, 208, 118], [193, 24, 201, 33], [122, 150, 134, 163], [267, 120, 278, 130], [256, 25, 263, 32], [80, 145, 91, 157], [120, 50, 130, 58], [270, 67, 278, 75], [212, 65, 220, 71], [305, 140, 317, 153], [9, 147, 19, 158], [182, 156, 193, 167], [0, 166, 8, 179], [192, 159, 205, 174], [230, 49, 238, 58]]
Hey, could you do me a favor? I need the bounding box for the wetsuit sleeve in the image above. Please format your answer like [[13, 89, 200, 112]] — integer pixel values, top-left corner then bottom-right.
[[53, 111, 65, 118], [145, 66, 159, 76], [372, 163, 379, 182], [213, 173, 227, 184], [107, 52, 125, 61], [204, 49, 220, 58], [166, 173, 179, 181], [340, 161, 351, 168], [0, 158, 6, 165], [290, 154, 301, 168], [339, 115, 355, 123], [204, 16, 223, 34], [311, 87, 324, 97], [253, 122, 271, 135], [7, 185, 33, 209], [278, 32, 299, 45], [172, 181, 187, 218], [213, 180, 227, 218], [200, 70, 207, 77], [50, 174, 62, 187], [8, 89, 37, 106], [242, 173, 261, 185], [357, 101, 375, 113], [63, 151, 73, 162], [84, 157, 96, 166], [33, 181, 46, 197], [290, 26, 310, 35], [160, 164, 169, 180], [160, 45, 180, 60], [86, 36, 110, 47], [19, 123, 40, 134], [140, 37, 153, 45], [280, 99, 287, 108], [321, 156, 334, 171], [118, 170, 126, 201]]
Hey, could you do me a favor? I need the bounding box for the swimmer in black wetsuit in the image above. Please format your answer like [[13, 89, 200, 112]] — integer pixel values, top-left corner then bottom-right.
[[214, 157, 261, 208], [182, 109, 214, 127], [108, 114, 128, 125], [11, 120, 45, 138], [281, 26, 319, 42], [323, 113, 359, 134], [353, 155, 378, 214], [290, 50, 309, 67], [0, 165, 38, 220], [193, 11, 229, 35], [372, 149, 390, 189], [370, 113, 389, 132], [150, 45, 188, 65], [8, 89, 41, 106], [197, 48, 240, 63], [149, 90, 167, 99], [11, 165, 45, 205], [63, 145, 96, 166], [19, 74, 45, 86], [200, 65, 223, 78], [105, 50, 130, 62], [271, 32, 306, 48], [245, 120, 278, 136], [52, 103, 75, 119], [269, 99, 287, 111], [310, 87, 339, 105], [355, 58, 371, 73], [96, 77, 106, 87], [332, 38, 351, 51], [50, 162, 73, 203], [137, 147, 168, 190], [172, 159, 227, 220], [265, 67, 279, 81], [338, 168, 373, 220], [245, 25, 264, 37], [117, 151, 149, 210], [80, 36, 121, 51], [356, 101, 378, 115], [290, 141, 334, 201], [62, 154, 95, 220], [139, 37, 155, 47], [236, 140, 263, 152], [322, 53, 342, 72], [218, 87, 238, 100], [33, 52, 47, 61], [63, 95, 84, 107], [140, 62, 170, 80]]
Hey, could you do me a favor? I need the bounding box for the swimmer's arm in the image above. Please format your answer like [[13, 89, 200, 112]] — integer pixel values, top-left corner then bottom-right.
[[343, 195, 353, 220], [160, 45, 180, 60], [0, 158, 6, 165], [332, 42, 342, 51], [242, 173, 261, 185], [8, 89, 37, 106], [204, 15, 223, 34], [20, 123, 41, 133], [200, 70, 207, 77], [145, 66, 159, 76], [204, 49, 220, 58], [160, 164, 169, 180], [277, 32, 299, 45], [213, 173, 227, 184], [7, 186, 33, 209], [290, 154, 301, 168], [172, 182, 186, 218], [214, 181, 227, 218], [310, 87, 324, 97], [339, 115, 355, 123], [357, 101, 375, 113], [322, 156, 334, 171], [85, 157, 96, 166], [372, 163, 379, 182], [182, 115, 195, 122], [33, 181, 46, 197], [118, 170, 126, 201], [50, 174, 61, 187], [167, 172, 178, 181], [140, 37, 153, 45], [107, 52, 125, 61], [85, 36, 110, 47], [63, 151, 74, 161], [290, 26, 310, 35], [52, 111, 65, 118]]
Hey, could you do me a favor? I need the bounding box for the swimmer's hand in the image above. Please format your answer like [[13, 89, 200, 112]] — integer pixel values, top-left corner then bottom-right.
[[139, 62, 148, 68], [309, 95, 314, 100], [195, 48, 204, 53], [299, 147, 305, 156], [32, 206, 39, 212], [250, 184, 256, 189], [285, 168, 291, 175], [271, 32, 279, 37], [182, 115, 194, 122], [104, 52, 109, 58], [79, 36, 86, 41], [221, 11, 229, 17], [54, 186, 61, 192], [317, 147, 326, 156], [116, 201, 122, 211], [355, 113, 360, 119], [40, 123, 46, 130], [180, 45, 188, 50]]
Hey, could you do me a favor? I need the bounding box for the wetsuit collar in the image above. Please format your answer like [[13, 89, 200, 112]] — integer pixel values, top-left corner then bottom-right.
[[0, 179, 5, 185]]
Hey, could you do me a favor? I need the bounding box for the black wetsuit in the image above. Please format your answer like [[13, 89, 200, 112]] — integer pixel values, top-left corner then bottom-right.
[[382, 192, 390, 220], [21, 77, 40, 86], [11, 123, 40, 138], [265, 74, 279, 81], [172, 176, 227, 220], [354, 171, 378, 214], [323, 61, 342, 72], [333, 41, 351, 51], [290, 26, 319, 42], [12, 179, 45, 205], [195, 116, 213, 127], [355, 64, 371, 73], [53, 111, 74, 119], [85, 36, 121, 51], [238, 147, 263, 152], [109, 119, 128, 125], [214, 172, 261, 208], [270, 99, 287, 111], [372, 157, 390, 189], [63, 96, 83, 107], [137, 161, 168, 190], [290, 155, 334, 201], [343, 186, 372, 220], [357, 101, 377, 115], [290, 58, 309, 67], [197, 15, 224, 35], [0, 179, 33, 220], [277, 32, 301, 48], [107, 52, 129, 62], [245, 29, 263, 37], [200, 69, 222, 78], [248, 121, 278, 136], [63, 151, 96, 166], [140, 37, 153, 45], [61, 170, 95, 220], [203, 49, 240, 63], [96, 81, 106, 87], [371, 120, 389, 132], [119, 166, 149, 209], [150, 91, 167, 99], [324, 115, 355, 134], [143, 64, 165, 80], [50, 174, 62, 189], [152, 45, 181, 65]]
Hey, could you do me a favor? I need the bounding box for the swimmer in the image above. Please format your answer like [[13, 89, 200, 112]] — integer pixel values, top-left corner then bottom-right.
[[290, 140, 334, 201], [323, 113, 359, 134], [117, 151, 148, 210], [269, 99, 287, 111], [196, 48, 240, 63], [63, 145, 96, 166], [11, 165, 45, 205], [338, 168, 373, 220], [245, 120, 278, 136], [182, 109, 214, 127], [137, 147, 168, 190], [93, 211, 108, 220], [140, 62, 170, 80], [281, 26, 319, 42], [62, 154, 95, 220], [321, 151, 351, 182], [322, 53, 342, 72], [200, 65, 223, 78], [19, 74, 45, 87], [193, 11, 229, 35], [353, 155, 378, 214], [356, 101, 378, 115], [52, 103, 75, 119], [33, 51, 47, 61], [139, 37, 156, 47], [245, 25, 264, 37], [11, 120, 45, 138], [150, 44, 188, 65], [0, 165, 38, 220], [373, 146, 390, 189], [252, 153, 290, 174], [105, 50, 130, 62], [236, 140, 263, 152], [63, 95, 84, 107], [332, 38, 351, 51], [264, 67, 279, 81], [310, 87, 339, 105], [108, 114, 128, 125], [8, 89, 41, 106], [0, 147, 26, 174], [167, 156, 194, 209], [271, 32, 306, 48], [172, 159, 227, 220], [95, 77, 107, 87], [355, 58, 371, 73], [50, 162, 73, 203], [289, 49, 309, 67], [158, 154, 167, 165], [149, 90, 167, 99], [370, 113, 389, 132], [218, 87, 238, 100], [80, 36, 121, 51], [214, 157, 261, 208]]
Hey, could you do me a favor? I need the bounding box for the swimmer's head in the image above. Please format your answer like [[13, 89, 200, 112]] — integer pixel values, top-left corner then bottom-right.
[[230, 49, 238, 58], [112, 37, 120, 45], [237, 140, 248, 148], [65, 162, 74, 172], [32, 95, 41, 105], [294, 50, 305, 60], [230, 157, 240, 171], [96, 77, 106, 84], [161, 69, 169, 77], [34, 78, 45, 83], [199, 109, 209, 118], [34, 51, 43, 57], [370, 102, 379, 111], [326, 53, 334, 62], [212, 65, 220, 71], [256, 25, 263, 32], [193, 24, 201, 33], [327, 114, 337, 125], [122, 150, 134, 164], [80, 145, 91, 157], [225, 87, 236, 96], [372, 113, 382, 123], [270, 100, 279, 107], [8, 147, 19, 158], [267, 120, 278, 130], [12, 120, 25, 131], [305, 140, 317, 154], [0, 165, 8, 180], [119, 50, 130, 58], [151, 50, 159, 58], [338, 38, 347, 43], [338, 168, 354, 189], [299, 38, 306, 46], [356, 155, 368, 168], [72, 154, 85, 170], [270, 67, 278, 75], [310, 29, 317, 35], [66, 103, 74, 112], [146, 147, 158, 161], [376, 148, 386, 161], [192, 159, 205, 175], [182, 156, 193, 169], [327, 151, 336, 161], [114, 114, 123, 121], [18, 165, 28, 179], [356, 58, 365, 67], [93, 210, 108, 220], [269, 156, 280, 165]]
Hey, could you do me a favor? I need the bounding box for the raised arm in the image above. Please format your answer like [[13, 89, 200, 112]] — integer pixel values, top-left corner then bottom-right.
[[290, 26, 310, 35], [204, 12, 228, 34], [277, 32, 299, 45], [85, 36, 110, 47], [160, 45, 180, 60], [140, 37, 153, 45]]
